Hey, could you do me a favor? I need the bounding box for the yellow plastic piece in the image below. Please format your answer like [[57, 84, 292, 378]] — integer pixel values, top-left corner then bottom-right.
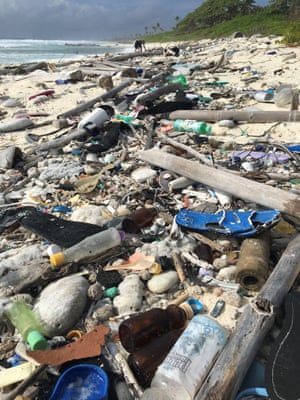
[[50, 252, 66, 267], [0, 362, 36, 388], [149, 262, 162, 274]]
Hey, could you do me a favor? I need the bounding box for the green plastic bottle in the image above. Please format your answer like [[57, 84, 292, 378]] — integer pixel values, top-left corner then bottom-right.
[[170, 74, 187, 86], [6, 301, 48, 350], [173, 119, 212, 135]]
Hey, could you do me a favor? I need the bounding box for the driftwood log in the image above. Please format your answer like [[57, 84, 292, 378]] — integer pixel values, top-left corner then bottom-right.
[[138, 149, 300, 219], [194, 234, 300, 400], [107, 49, 162, 62], [57, 79, 134, 119], [168, 109, 300, 122]]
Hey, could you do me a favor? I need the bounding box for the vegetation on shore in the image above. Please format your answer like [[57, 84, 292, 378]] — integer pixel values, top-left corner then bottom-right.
[[138, 0, 300, 45]]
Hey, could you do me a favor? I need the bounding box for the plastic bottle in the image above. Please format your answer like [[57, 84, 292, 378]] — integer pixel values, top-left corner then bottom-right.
[[170, 74, 187, 86], [128, 328, 185, 388], [50, 227, 122, 268], [5, 301, 48, 350], [141, 315, 228, 400], [173, 119, 212, 135], [118, 303, 194, 353], [77, 107, 110, 130]]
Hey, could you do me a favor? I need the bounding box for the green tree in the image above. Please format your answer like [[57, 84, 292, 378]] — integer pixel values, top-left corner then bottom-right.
[[289, 0, 300, 19], [240, 0, 257, 14], [156, 22, 162, 32], [176, 0, 259, 31], [269, 0, 290, 13]]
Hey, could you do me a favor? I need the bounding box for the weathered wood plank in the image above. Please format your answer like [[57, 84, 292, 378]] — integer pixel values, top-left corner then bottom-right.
[[138, 149, 300, 218]]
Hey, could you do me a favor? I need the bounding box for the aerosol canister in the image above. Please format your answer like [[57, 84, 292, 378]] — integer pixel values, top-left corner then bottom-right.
[[78, 107, 110, 130]]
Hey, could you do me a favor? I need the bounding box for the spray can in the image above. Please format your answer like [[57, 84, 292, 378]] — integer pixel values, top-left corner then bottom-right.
[[78, 107, 110, 130]]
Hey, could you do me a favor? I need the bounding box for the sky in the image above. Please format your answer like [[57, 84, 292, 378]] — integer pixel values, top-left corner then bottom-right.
[[0, 0, 268, 41]]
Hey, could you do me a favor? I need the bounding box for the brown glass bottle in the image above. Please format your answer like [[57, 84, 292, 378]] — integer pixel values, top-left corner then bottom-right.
[[128, 328, 184, 388], [118, 303, 193, 353], [121, 207, 158, 234]]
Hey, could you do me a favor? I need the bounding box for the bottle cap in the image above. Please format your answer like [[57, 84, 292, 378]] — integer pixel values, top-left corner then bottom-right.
[[187, 298, 204, 314], [50, 252, 65, 268], [47, 244, 62, 257], [27, 330, 48, 350], [179, 302, 195, 320]]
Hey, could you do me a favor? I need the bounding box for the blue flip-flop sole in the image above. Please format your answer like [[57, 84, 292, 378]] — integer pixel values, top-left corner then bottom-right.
[[175, 209, 281, 237]]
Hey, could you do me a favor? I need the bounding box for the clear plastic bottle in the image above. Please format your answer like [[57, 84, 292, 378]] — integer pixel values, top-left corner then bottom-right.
[[5, 301, 48, 350], [173, 119, 212, 135], [141, 315, 228, 400], [50, 227, 122, 268], [118, 303, 194, 353]]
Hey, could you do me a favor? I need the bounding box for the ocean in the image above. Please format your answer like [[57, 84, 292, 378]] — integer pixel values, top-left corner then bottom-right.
[[0, 39, 132, 65]]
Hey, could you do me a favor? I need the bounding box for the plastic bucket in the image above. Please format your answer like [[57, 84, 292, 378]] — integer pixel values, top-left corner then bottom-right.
[[48, 364, 109, 400]]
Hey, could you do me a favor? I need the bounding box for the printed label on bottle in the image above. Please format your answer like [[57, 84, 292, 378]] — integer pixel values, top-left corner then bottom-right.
[[152, 316, 228, 399]]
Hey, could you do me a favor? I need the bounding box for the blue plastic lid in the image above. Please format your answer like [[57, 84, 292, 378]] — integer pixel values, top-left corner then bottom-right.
[[187, 298, 204, 314], [48, 364, 109, 400]]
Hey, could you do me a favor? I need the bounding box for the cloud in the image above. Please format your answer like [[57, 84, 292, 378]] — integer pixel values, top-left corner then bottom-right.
[[0, 0, 267, 40]]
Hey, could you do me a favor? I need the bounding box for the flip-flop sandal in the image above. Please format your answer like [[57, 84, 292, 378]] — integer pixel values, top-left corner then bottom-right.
[[48, 364, 109, 400], [286, 144, 300, 154], [175, 209, 280, 237]]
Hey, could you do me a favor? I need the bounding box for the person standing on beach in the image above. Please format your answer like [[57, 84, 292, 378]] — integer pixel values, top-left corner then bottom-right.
[[133, 39, 146, 52]]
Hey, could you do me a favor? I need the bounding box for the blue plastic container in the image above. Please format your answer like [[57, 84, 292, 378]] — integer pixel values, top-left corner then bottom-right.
[[48, 364, 109, 400]]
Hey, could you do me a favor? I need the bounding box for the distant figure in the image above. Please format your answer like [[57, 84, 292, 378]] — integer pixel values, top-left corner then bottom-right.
[[134, 39, 146, 52], [164, 46, 180, 57]]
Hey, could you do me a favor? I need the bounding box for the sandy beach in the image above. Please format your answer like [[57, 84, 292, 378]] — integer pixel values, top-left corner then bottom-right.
[[0, 34, 299, 153], [0, 34, 299, 400]]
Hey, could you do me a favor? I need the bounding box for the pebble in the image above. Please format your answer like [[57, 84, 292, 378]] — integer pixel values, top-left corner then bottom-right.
[[147, 270, 179, 294], [33, 275, 89, 337], [216, 265, 237, 281], [213, 255, 229, 270], [113, 274, 144, 314]]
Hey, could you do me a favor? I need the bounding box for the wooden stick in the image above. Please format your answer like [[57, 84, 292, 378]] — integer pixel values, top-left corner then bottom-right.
[[168, 109, 300, 123], [25, 127, 88, 155], [138, 149, 300, 218], [172, 252, 186, 283], [135, 82, 185, 105], [194, 234, 300, 400], [156, 131, 213, 166]]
